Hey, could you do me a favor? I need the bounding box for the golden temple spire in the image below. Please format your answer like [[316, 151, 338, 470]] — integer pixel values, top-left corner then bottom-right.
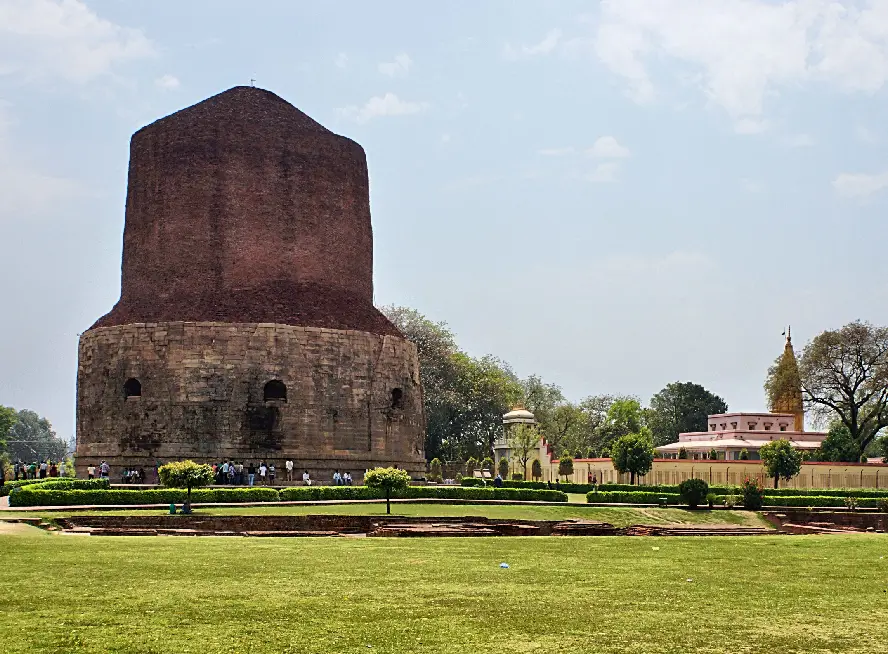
[[767, 327, 804, 431]]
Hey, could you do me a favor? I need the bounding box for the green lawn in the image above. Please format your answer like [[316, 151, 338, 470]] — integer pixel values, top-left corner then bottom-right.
[[3, 503, 767, 527], [1, 529, 885, 653]]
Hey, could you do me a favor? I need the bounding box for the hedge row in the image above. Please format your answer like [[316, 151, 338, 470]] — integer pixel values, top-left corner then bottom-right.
[[461, 478, 597, 494], [587, 491, 683, 505], [1, 477, 107, 497], [9, 485, 568, 507], [9, 487, 279, 507], [276, 486, 568, 503], [594, 483, 888, 498]]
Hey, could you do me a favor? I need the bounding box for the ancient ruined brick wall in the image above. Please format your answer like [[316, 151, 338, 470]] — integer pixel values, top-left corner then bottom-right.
[[75, 322, 425, 480], [92, 86, 397, 336]]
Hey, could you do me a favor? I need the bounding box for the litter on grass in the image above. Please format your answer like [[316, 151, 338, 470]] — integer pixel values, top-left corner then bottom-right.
[[500, 563, 510, 569]]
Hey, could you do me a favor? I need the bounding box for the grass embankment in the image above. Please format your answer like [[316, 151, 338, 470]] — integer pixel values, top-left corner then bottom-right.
[[1, 530, 886, 653], [3, 503, 767, 527]]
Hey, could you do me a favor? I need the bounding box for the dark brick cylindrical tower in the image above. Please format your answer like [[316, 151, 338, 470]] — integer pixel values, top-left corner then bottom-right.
[[76, 87, 425, 480]]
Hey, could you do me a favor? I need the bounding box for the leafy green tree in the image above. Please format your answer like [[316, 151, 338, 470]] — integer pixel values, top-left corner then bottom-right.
[[0, 405, 16, 456], [646, 382, 728, 446], [158, 460, 214, 513], [596, 398, 644, 456], [507, 423, 539, 480], [364, 466, 411, 514], [678, 447, 688, 459], [481, 456, 494, 472], [428, 458, 443, 482], [738, 448, 749, 460], [818, 422, 861, 462], [465, 457, 479, 475], [797, 321, 888, 454], [497, 456, 509, 478], [557, 455, 574, 480], [531, 458, 542, 480], [708, 448, 719, 461], [6, 409, 67, 462], [678, 478, 709, 509], [611, 429, 655, 485], [759, 440, 803, 489], [521, 375, 566, 438]]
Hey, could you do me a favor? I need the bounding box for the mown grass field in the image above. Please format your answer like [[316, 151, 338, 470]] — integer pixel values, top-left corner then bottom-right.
[[3, 502, 767, 527], [1, 527, 886, 653]]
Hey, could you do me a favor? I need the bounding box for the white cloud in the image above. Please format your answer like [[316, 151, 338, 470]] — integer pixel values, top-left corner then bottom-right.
[[855, 125, 879, 144], [154, 74, 179, 90], [832, 170, 888, 198], [785, 133, 815, 147], [503, 29, 562, 60], [335, 93, 428, 123], [588, 162, 621, 183], [0, 0, 155, 83], [741, 178, 765, 193], [0, 102, 86, 219], [594, 0, 888, 131], [378, 53, 412, 77], [538, 147, 575, 156], [587, 136, 630, 158], [334, 52, 349, 69]]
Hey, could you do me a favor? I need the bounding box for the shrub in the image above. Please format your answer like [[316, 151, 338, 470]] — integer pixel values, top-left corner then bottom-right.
[[878, 498, 888, 513], [708, 449, 719, 461], [428, 458, 443, 483], [9, 487, 279, 507], [706, 492, 719, 507], [678, 478, 709, 509], [558, 455, 574, 479], [739, 448, 749, 460], [460, 477, 485, 487], [844, 496, 859, 510], [465, 457, 479, 475], [481, 457, 494, 472], [497, 457, 509, 478], [587, 491, 681, 505], [678, 447, 688, 459], [741, 477, 764, 511], [531, 459, 542, 480], [511, 473, 524, 481], [1, 477, 109, 497], [725, 494, 739, 508]]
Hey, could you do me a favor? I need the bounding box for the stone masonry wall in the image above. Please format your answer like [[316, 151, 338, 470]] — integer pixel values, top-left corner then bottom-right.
[[76, 322, 425, 481]]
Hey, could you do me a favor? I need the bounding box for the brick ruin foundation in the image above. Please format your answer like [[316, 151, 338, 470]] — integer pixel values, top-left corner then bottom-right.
[[75, 87, 425, 480]]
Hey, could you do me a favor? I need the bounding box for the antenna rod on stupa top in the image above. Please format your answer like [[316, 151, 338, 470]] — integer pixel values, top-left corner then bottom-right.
[[250, 78, 256, 87]]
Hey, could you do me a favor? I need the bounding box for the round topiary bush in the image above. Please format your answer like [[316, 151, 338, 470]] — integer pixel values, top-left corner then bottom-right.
[[678, 478, 709, 509]]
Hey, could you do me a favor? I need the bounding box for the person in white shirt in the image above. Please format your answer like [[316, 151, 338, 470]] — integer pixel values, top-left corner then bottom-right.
[[343, 472, 352, 486], [302, 470, 311, 486], [259, 462, 267, 485], [333, 470, 341, 486], [285, 459, 294, 482]]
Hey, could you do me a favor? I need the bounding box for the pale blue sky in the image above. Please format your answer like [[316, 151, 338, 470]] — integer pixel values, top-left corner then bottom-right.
[[2, 0, 888, 441]]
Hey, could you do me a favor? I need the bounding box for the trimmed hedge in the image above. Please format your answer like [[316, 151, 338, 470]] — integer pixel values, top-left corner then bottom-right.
[[587, 491, 682, 505], [281, 485, 567, 503], [9, 484, 568, 507], [763, 495, 883, 508], [9, 487, 280, 507], [1, 477, 106, 497], [596, 483, 888, 499]]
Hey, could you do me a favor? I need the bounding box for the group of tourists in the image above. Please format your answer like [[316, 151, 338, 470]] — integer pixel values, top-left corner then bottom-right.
[[86, 461, 111, 479], [121, 468, 147, 484], [13, 459, 68, 480], [207, 460, 357, 487]]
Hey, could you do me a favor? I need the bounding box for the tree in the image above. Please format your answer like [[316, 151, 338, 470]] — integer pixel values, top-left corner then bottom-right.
[[465, 457, 479, 475], [531, 458, 542, 480], [611, 429, 655, 485], [0, 405, 16, 456], [481, 456, 493, 472], [738, 448, 749, 460], [678, 447, 688, 459], [646, 382, 728, 446], [507, 423, 539, 480], [596, 398, 645, 456], [558, 455, 574, 480], [759, 440, 802, 489], [364, 466, 411, 514], [6, 409, 67, 463], [708, 448, 719, 461], [158, 460, 214, 513], [818, 422, 861, 462], [796, 321, 888, 454], [428, 458, 443, 482], [678, 478, 709, 509], [497, 456, 509, 478], [521, 375, 566, 439]]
